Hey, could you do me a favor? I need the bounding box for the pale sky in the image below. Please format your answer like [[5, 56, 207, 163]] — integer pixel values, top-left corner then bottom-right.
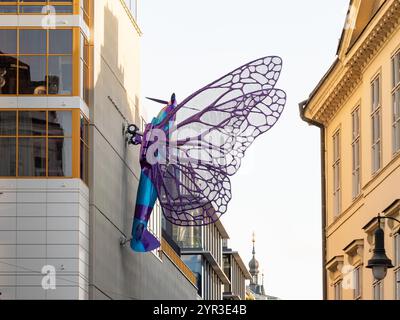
[[140, 0, 350, 300]]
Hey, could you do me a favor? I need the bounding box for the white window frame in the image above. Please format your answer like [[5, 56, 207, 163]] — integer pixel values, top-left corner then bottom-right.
[[352, 107, 361, 199], [333, 130, 341, 217], [392, 52, 400, 155], [371, 75, 382, 174], [148, 201, 162, 258]]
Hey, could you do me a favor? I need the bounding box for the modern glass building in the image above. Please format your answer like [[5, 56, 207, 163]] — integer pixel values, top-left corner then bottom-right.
[[0, 0, 197, 300], [223, 240, 252, 300], [171, 220, 229, 300], [168, 217, 251, 300]]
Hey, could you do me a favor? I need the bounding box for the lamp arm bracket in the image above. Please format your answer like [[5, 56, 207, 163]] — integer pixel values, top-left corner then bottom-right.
[[375, 216, 400, 234]]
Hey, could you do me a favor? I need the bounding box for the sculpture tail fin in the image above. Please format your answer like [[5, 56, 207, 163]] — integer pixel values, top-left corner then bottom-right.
[[130, 218, 160, 252]]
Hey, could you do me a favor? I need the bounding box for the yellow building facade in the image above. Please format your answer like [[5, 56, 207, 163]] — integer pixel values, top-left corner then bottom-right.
[[301, 0, 400, 300]]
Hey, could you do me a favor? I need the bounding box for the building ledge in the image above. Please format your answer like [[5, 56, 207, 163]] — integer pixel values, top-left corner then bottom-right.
[[326, 255, 344, 273], [383, 199, 400, 217], [343, 239, 364, 266], [224, 250, 252, 280], [0, 96, 90, 119], [363, 218, 380, 234], [326, 255, 344, 282]]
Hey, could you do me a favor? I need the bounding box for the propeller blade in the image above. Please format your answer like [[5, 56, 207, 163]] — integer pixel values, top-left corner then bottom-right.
[[146, 97, 169, 105], [146, 96, 199, 111]]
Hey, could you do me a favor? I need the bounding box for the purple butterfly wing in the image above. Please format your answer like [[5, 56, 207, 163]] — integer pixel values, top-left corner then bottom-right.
[[152, 57, 286, 226], [155, 162, 231, 226], [156, 56, 283, 130]]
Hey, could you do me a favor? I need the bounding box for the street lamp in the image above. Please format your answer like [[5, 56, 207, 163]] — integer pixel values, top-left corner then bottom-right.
[[366, 215, 400, 281]]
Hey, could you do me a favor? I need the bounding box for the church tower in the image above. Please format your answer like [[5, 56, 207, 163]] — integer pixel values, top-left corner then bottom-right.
[[248, 233, 266, 296]]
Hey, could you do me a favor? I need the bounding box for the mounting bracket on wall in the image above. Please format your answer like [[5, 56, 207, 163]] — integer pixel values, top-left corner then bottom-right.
[[119, 236, 133, 247]]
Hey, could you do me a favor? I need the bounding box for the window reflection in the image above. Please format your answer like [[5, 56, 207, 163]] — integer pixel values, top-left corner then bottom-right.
[[182, 255, 203, 296], [0, 56, 18, 94], [80, 115, 89, 185], [49, 29, 72, 54], [0, 29, 17, 54], [19, 111, 46, 136], [0, 28, 74, 96], [48, 111, 72, 136], [18, 138, 46, 177], [0, 5, 17, 13], [0, 138, 16, 176], [0, 110, 73, 177], [48, 138, 72, 176], [48, 56, 72, 94], [173, 224, 202, 249], [19, 30, 46, 54], [18, 56, 47, 95], [0, 1, 74, 14], [0, 111, 16, 135]]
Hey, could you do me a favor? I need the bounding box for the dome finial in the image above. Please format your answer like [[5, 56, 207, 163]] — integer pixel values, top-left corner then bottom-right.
[[252, 232, 256, 255], [249, 232, 259, 279]]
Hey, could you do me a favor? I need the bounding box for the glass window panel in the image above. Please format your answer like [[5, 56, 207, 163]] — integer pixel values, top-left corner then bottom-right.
[[48, 56, 72, 94], [0, 6, 18, 13], [80, 115, 85, 141], [18, 138, 46, 177], [48, 137, 72, 177], [53, 6, 73, 14], [19, 5, 46, 13], [0, 111, 16, 135], [18, 55, 47, 95], [80, 142, 89, 184], [372, 78, 380, 111], [0, 29, 17, 54], [0, 55, 18, 94], [393, 53, 400, 88], [19, 30, 46, 54], [373, 113, 381, 142], [18, 111, 46, 136], [181, 255, 202, 296], [49, 29, 72, 54], [48, 111, 72, 136], [82, 63, 89, 103], [80, 36, 89, 63], [394, 90, 400, 154], [0, 138, 16, 176]]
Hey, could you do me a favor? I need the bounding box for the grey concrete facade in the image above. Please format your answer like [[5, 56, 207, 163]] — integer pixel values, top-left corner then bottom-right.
[[88, 0, 197, 300]]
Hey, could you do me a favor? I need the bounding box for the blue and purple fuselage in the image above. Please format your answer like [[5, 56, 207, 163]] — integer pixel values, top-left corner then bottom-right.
[[130, 97, 176, 252]]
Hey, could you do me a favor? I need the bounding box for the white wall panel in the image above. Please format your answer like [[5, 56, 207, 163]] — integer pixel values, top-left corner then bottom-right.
[[0, 179, 90, 300], [17, 231, 46, 245], [17, 203, 46, 217]]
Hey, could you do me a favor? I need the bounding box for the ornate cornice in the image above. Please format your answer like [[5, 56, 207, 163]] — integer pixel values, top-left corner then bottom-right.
[[315, 0, 400, 125]]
